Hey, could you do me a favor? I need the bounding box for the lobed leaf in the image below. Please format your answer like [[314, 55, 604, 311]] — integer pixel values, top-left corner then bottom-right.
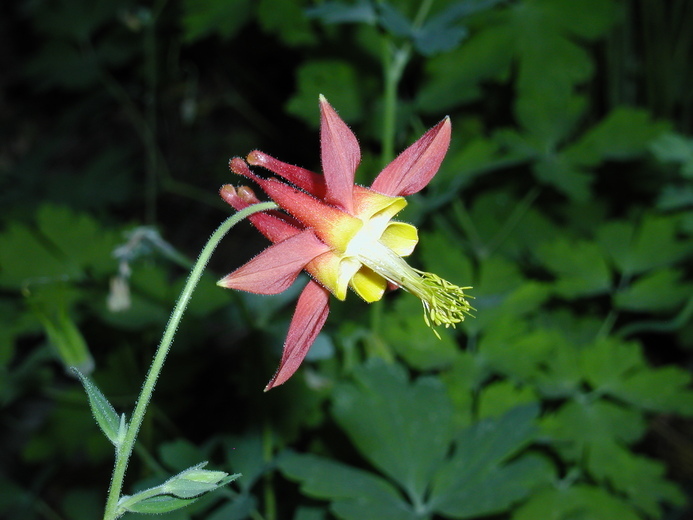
[[540, 400, 646, 456], [586, 440, 686, 517], [514, 484, 642, 520], [181, 0, 252, 41], [278, 451, 419, 520], [597, 214, 691, 276], [614, 269, 692, 313], [331, 360, 453, 503], [535, 237, 612, 298], [286, 60, 363, 127], [429, 405, 553, 517]]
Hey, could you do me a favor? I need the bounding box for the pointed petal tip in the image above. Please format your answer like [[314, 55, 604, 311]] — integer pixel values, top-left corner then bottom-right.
[[216, 275, 232, 288]]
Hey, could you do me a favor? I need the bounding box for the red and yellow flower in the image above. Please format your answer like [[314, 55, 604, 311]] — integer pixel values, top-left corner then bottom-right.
[[220, 96, 471, 390]]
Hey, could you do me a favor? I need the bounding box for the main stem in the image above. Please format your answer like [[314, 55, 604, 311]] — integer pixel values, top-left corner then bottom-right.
[[380, 0, 434, 166], [102, 202, 278, 520]]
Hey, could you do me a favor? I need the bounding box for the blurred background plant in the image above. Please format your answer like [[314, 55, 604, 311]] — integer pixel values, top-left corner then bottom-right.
[[1, 0, 692, 519]]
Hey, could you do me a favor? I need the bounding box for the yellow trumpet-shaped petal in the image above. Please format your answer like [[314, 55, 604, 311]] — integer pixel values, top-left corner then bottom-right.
[[380, 222, 418, 257], [350, 267, 388, 303]]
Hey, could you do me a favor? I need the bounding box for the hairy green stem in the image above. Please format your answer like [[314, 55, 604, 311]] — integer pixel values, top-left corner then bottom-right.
[[380, 0, 435, 166], [381, 43, 411, 166], [102, 202, 278, 520]]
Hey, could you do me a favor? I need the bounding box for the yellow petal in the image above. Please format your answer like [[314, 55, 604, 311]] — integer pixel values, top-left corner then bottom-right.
[[353, 186, 407, 224], [380, 222, 418, 257], [350, 267, 387, 302], [306, 251, 361, 301]]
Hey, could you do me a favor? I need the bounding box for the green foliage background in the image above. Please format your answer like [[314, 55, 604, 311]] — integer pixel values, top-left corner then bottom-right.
[[1, 0, 692, 519]]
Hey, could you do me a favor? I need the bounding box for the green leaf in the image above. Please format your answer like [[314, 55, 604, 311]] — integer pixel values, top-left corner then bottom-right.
[[432, 252, 545, 337], [376, 3, 413, 38], [411, 1, 506, 56], [614, 268, 691, 312], [532, 152, 592, 201], [257, 0, 316, 46], [535, 237, 612, 298], [596, 214, 691, 276], [0, 205, 118, 288], [657, 184, 693, 211], [651, 132, 693, 178], [477, 381, 539, 420], [159, 439, 208, 472], [595, 220, 636, 272], [530, 333, 582, 399], [124, 494, 200, 514], [28, 284, 94, 374], [580, 337, 645, 393], [565, 108, 668, 167], [586, 441, 686, 517], [223, 434, 266, 493], [477, 321, 553, 381], [540, 400, 646, 455], [605, 366, 693, 415], [286, 61, 363, 127], [429, 405, 553, 517], [418, 25, 514, 111], [306, 0, 377, 24], [331, 360, 453, 502], [418, 231, 474, 288], [278, 451, 419, 520], [36, 205, 119, 277], [510, 0, 602, 143], [381, 295, 458, 370], [580, 337, 693, 414], [181, 0, 253, 41], [207, 494, 257, 520], [0, 222, 78, 287], [427, 135, 504, 200], [650, 132, 693, 169], [72, 369, 121, 446], [293, 506, 328, 520], [440, 351, 487, 429], [514, 484, 642, 520]]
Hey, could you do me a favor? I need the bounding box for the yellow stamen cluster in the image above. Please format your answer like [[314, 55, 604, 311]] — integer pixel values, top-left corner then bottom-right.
[[412, 269, 473, 338]]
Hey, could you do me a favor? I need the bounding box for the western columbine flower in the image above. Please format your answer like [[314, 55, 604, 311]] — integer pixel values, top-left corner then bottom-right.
[[220, 96, 472, 390]]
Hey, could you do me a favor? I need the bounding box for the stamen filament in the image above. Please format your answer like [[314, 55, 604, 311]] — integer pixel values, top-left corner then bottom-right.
[[351, 240, 473, 334]]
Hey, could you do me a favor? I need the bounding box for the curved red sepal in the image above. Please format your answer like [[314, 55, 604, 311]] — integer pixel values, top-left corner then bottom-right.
[[320, 95, 360, 213], [218, 230, 330, 295], [248, 150, 327, 199], [265, 279, 330, 390], [371, 117, 451, 196]]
